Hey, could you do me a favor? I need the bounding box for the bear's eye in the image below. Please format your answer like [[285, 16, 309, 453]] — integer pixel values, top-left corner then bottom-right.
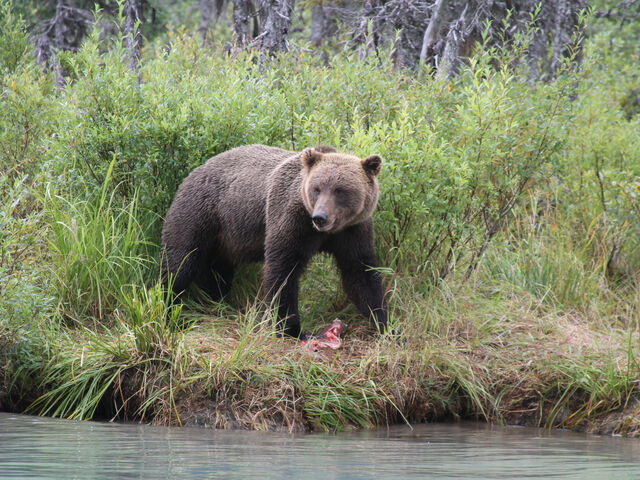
[[313, 186, 321, 195], [334, 187, 345, 196]]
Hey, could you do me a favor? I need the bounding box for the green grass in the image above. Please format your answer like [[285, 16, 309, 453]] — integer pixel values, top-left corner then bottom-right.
[[483, 212, 607, 313], [44, 161, 156, 323], [4, 259, 639, 434]]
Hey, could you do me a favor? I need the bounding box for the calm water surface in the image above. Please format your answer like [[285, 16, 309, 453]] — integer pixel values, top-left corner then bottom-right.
[[1, 412, 639, 479]]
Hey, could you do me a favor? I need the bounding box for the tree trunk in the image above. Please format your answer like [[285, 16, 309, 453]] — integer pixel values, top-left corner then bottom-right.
[[310, 5, 326, 46], [419, 0, 448, 64], [124, 0, 145, 71], [232, 0, 252, 47], [198, 0, 216, 43], [257, 0, 295, 54], [199, 0, 228, 44], [310, 2, 338, 47], [551, 0, 569, 72], [436, 3, 468, 79]]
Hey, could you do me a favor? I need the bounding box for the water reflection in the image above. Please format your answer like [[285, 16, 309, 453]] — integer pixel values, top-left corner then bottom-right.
[[1, 413, 639, 479]]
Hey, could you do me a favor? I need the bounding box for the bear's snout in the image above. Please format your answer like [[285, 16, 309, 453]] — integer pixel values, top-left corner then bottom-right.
[[312, 210, 331, 231]]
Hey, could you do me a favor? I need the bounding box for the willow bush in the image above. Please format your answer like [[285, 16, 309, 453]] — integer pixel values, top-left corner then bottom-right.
[[37, 26, 581, 287]]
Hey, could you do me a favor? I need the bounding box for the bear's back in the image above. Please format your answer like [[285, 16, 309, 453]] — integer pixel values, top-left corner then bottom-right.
[[187, 145, 300, 262], [205, 145, 293, 173], [195, 144, 296, 213]]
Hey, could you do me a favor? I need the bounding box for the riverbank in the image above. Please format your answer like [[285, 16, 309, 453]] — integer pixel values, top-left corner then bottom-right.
[[3, 258, 639, 436], [156, 272, 640, 436]]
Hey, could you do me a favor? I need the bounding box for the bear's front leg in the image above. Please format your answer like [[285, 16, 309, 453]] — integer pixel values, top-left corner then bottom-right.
[[325, 221, 388, 333], [264, 243, 316, 338]]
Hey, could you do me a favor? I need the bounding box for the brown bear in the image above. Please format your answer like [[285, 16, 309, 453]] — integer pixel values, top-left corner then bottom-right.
[[161, 144, 387, 337]]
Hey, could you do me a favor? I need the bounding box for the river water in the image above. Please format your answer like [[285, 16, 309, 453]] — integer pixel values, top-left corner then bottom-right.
[[1, 413, 639, 479]]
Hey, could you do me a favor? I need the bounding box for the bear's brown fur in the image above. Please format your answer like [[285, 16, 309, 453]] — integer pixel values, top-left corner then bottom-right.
[[161, 144, 387, 337]]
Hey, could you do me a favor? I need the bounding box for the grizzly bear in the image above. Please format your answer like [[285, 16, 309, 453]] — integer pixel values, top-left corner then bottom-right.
[[161, 145, 387, 338]]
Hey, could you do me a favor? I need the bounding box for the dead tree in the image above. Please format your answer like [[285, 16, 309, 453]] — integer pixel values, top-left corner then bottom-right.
[[232, 0, 256, 47], [310, 1, 338, 47], [33, 0, 151, 74], [436, 2, 469, 79], [351, 0, 432, 68], [33, 0, 93, 85], [343, 0, 589, 74], [255, 0, 295, 54], [419, 0, 448, 64], [309, 4, 325, 46], [382, 0, 430, 68]]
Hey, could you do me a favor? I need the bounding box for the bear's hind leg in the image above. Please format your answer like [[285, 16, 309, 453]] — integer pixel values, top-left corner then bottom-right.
[[194, 258, 234, 302], [162, 247, 202, 296]]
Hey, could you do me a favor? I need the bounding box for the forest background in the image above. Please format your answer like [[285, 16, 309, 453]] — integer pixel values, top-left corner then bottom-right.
[[1, 0, 640, 434]]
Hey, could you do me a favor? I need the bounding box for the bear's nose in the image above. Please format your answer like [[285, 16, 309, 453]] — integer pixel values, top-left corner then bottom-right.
[[312, 212, 328, 228]]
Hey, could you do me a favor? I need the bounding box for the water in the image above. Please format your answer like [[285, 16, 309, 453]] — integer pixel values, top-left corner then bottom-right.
[[1, 413, 639, 479]]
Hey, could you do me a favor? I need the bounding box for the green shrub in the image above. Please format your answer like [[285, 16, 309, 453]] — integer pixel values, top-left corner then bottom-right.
[[0, 0, 30, 74], [48, 32, 293, 227], [0, 173, 53, 411], [0, 1, 55, 181], [552, 25, 640, 276], [39, 24, 578, 285], [0, 175, 48, 319]]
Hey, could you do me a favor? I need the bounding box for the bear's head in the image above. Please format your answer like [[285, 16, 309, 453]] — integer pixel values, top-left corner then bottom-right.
[[300, 147, 382, 233]]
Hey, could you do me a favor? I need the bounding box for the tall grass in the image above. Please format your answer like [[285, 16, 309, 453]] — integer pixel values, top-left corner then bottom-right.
[[44, 160, 156, 322], [22, 281, 188, 421], [483, 207, 607, 314]]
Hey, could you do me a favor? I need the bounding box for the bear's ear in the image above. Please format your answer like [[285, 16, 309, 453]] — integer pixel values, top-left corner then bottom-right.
[[362, 154, 382, 177], [301, 148, 323, 170]]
